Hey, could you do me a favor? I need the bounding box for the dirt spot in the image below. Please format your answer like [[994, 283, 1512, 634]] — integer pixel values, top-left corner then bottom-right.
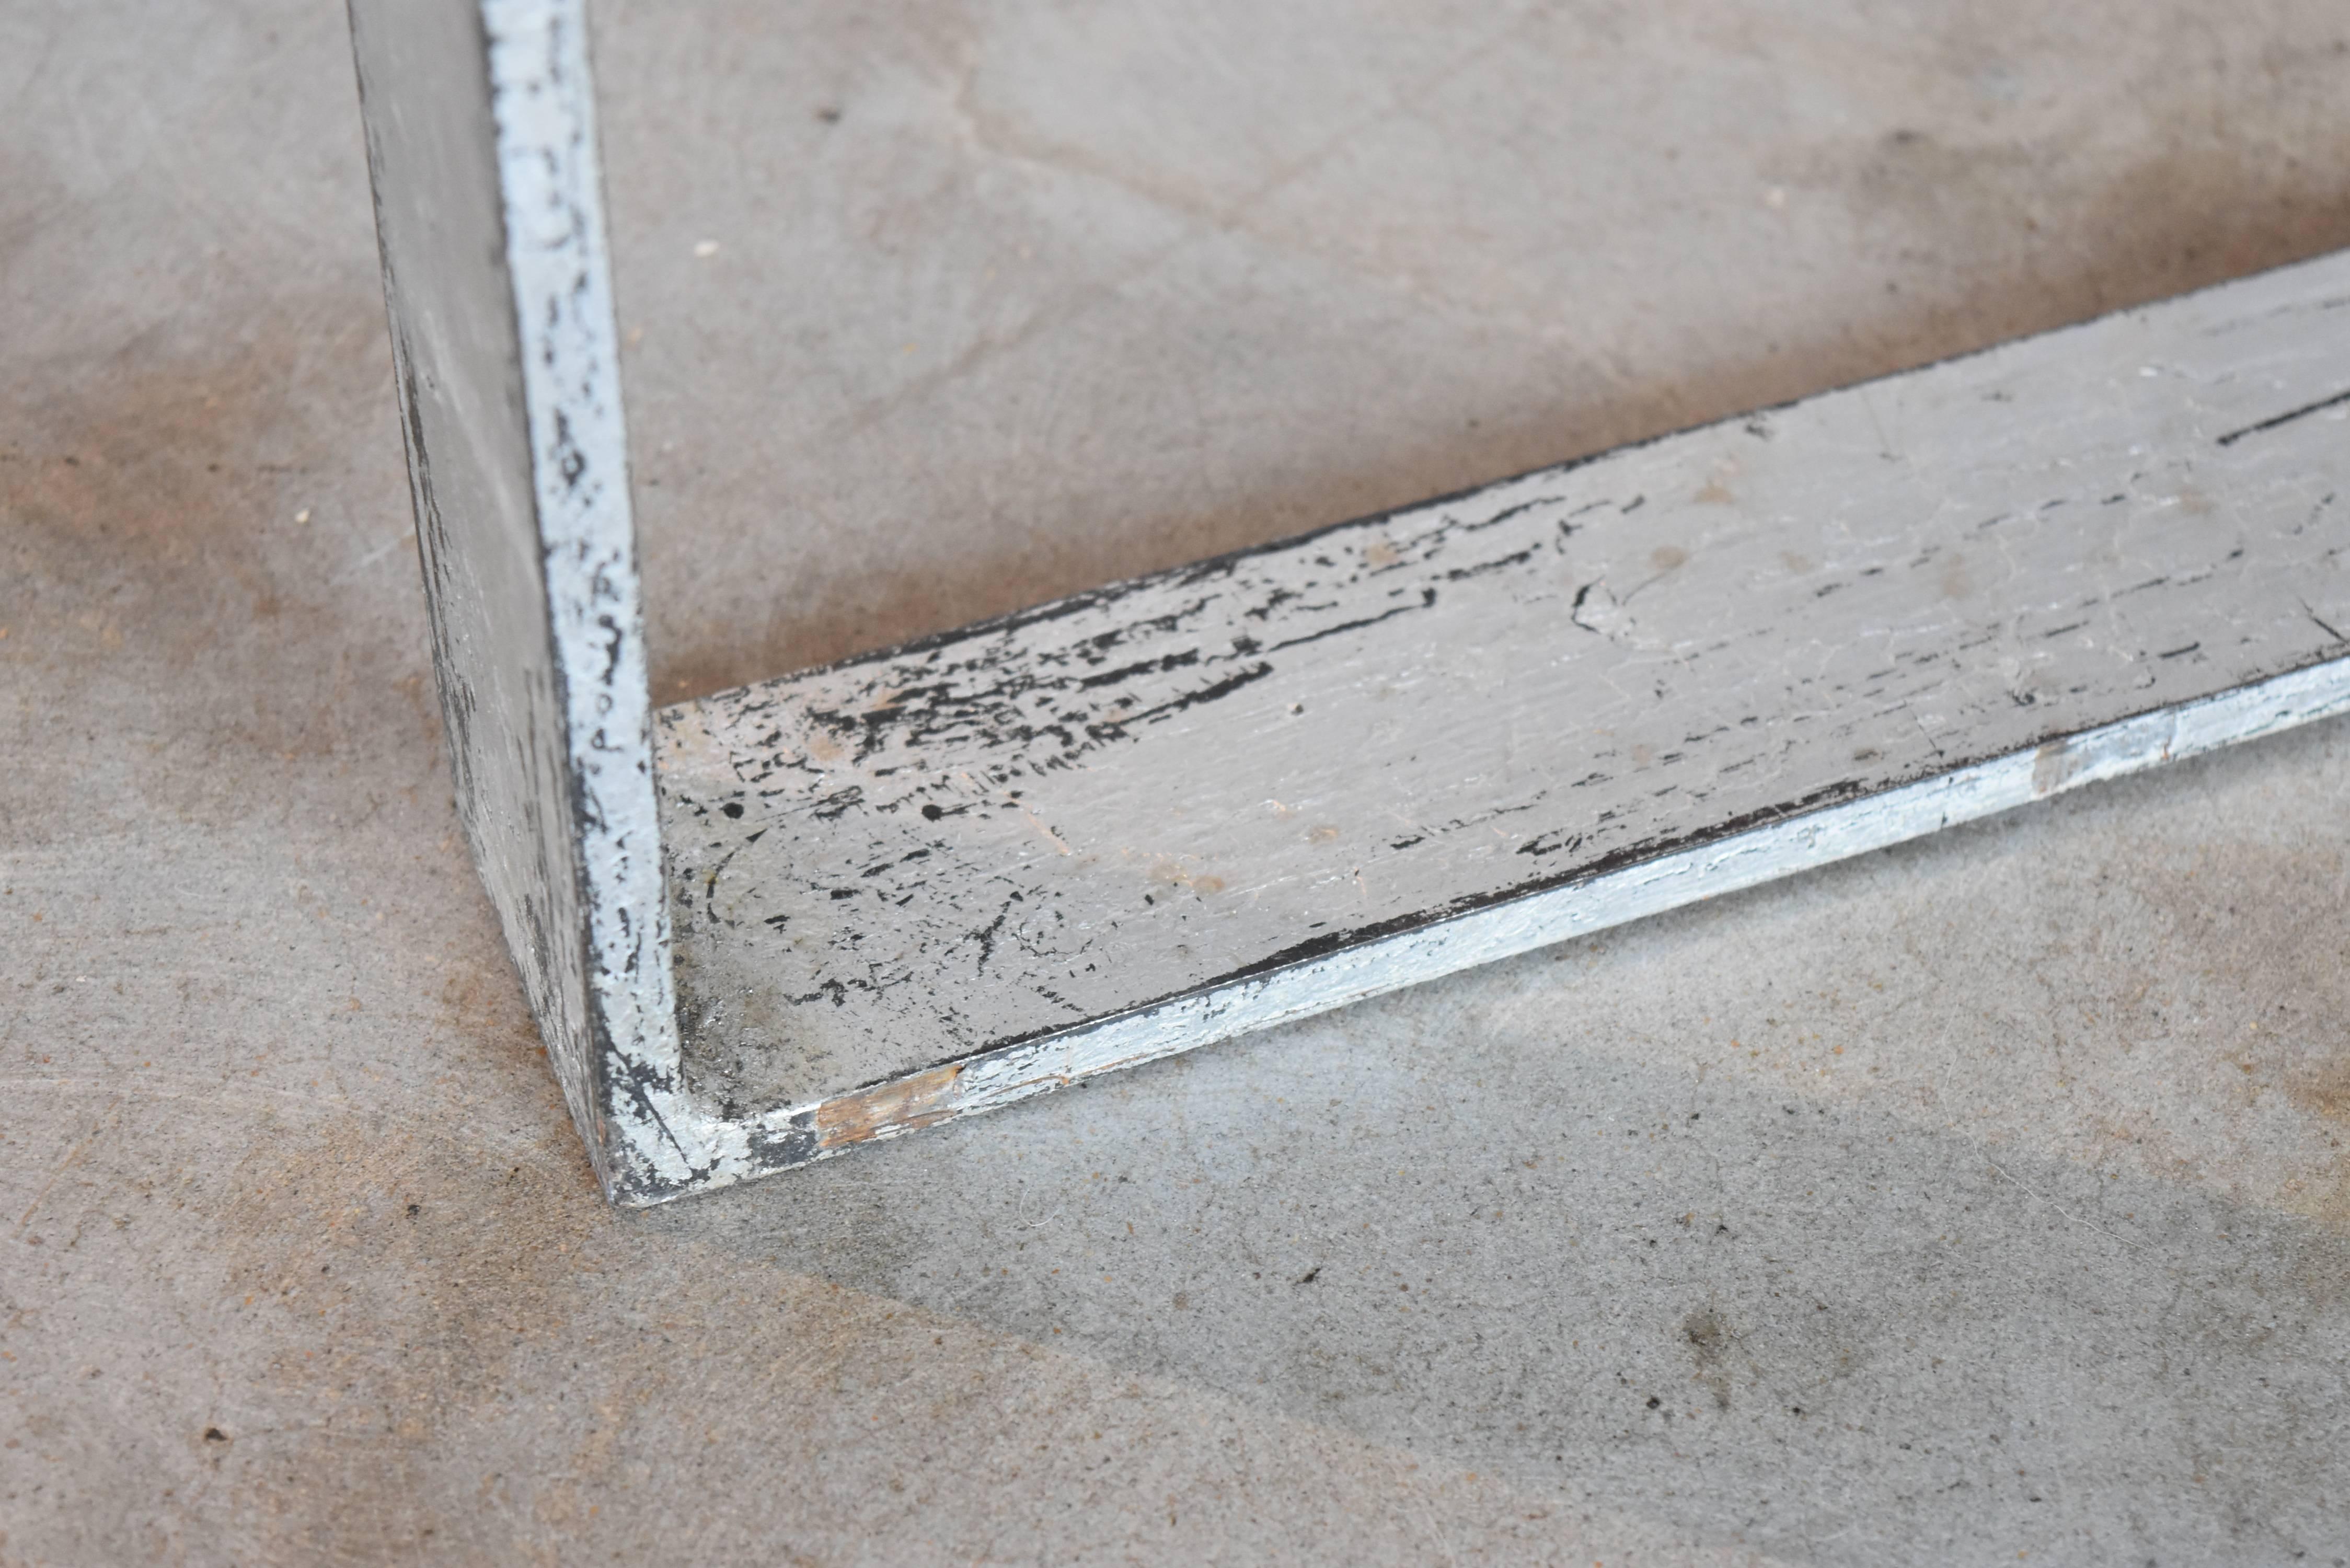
[[1681, 1305, 1734, 1410], [1938, 552, 1973, 601], [2121, 831, 2350, 1227], [2288, 1058, 2350, 1124], [212, 1115, 600, 1561], [1147, 856, 1228, 895], [1770, 99, 2350, 386], [3, 292, 425, 827]]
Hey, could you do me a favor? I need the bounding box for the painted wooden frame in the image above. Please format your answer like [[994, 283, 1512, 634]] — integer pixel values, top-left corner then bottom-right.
[[349, 0, 2350, 1205]]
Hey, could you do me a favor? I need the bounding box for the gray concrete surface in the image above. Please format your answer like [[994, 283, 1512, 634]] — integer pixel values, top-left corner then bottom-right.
[[6, 1, 2350, 1563]]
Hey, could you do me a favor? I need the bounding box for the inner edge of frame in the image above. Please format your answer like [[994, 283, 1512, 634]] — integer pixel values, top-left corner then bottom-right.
[[620, 652, 2350, 1204]]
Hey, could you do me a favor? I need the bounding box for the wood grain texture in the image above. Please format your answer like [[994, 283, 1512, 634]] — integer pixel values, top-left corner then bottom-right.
[[658, 252, 2350, 1133], [356, 1, 2350, 1202], [352, 0, 692, 1201]]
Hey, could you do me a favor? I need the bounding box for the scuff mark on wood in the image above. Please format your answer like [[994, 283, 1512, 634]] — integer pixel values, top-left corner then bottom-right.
[[815, 1062, 967, 1149]]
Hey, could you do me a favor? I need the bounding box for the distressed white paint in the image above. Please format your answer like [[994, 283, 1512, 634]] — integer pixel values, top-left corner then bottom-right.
[[660, 251, 2350, 1138], [353, 0, 705, 1200], [477, 0, 702, 1197], [745, 654, 2350, 1166], [354, 2, 2350, 1204]]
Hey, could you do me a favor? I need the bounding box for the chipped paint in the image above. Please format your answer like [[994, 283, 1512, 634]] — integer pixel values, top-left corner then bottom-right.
[[352, 0, 711, 1202], [659, 252, 2350, 1122], [815, 1063, 967, 1149], [704, 656, 2350, 1165], [355, 2, 2350, 1203]]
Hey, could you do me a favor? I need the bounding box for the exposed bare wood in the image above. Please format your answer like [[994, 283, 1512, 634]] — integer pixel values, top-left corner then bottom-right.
[[350, 0, 2350, 1203], [658, 253, 2350, 1157]]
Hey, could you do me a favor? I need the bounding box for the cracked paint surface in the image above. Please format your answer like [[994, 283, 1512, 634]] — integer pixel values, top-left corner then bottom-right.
[[659, 252, 2350, 1117], [355, 0, 2350, 1200], [354, 0, 695, 1201]]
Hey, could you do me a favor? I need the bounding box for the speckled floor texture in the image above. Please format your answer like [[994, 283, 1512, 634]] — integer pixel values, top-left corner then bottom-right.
[[7, 3, 2350, 1563]]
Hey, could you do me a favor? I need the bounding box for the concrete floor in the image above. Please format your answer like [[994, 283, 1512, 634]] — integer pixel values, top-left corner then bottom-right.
[[7, 1, 2350, 1562]]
